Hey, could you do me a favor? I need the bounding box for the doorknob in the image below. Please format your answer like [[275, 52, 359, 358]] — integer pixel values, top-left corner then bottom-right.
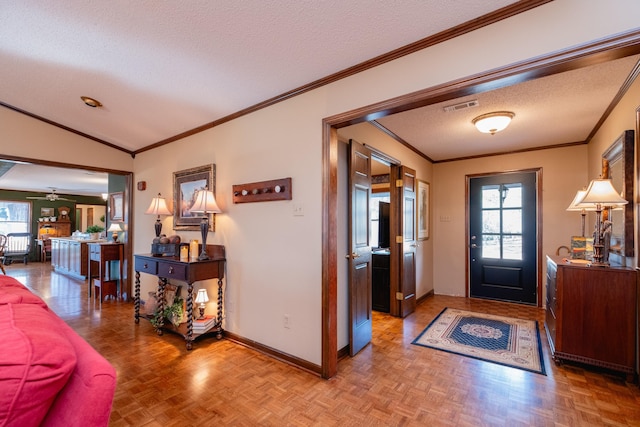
[[345, 253, 360, 259], [470, 243, 480, 248]]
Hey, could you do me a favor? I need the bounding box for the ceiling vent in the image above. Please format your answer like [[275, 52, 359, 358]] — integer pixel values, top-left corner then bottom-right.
[[443, 99, 479, 112]]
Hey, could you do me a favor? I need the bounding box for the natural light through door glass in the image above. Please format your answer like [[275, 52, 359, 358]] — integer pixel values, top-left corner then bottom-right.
[[480, 183, 523, 260]]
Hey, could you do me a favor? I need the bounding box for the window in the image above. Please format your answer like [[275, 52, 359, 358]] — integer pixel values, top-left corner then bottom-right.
[[480, 183, 523, 260], [0, 200, 31, 234]]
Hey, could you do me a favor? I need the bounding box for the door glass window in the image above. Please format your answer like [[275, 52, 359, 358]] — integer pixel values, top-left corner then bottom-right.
[[480, 183, 523, 260]]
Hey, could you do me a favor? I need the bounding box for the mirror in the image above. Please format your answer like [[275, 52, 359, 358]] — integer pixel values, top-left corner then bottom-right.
[[602, 130, 634, 259]]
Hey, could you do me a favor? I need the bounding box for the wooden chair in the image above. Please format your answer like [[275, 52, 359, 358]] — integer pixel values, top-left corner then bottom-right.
[[4, 232, 32, 265], [0, 234, 6, 274], [41, 236, 52, 262]]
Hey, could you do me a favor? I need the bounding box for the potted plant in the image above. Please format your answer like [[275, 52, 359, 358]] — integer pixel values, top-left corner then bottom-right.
[[86, 225, 104, 240], [150, 295, 184, 328]]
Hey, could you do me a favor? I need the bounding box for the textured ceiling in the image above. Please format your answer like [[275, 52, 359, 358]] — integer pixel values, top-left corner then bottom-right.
[[0, 0, 516, 152], [375, 55, 640, 162]]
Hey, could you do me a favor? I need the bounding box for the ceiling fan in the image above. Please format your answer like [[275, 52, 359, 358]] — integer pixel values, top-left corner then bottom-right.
[[26, 188, 76, 202]]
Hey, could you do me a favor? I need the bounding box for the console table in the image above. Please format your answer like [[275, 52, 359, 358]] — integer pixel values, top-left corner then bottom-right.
[[134, 245, 225, 350]]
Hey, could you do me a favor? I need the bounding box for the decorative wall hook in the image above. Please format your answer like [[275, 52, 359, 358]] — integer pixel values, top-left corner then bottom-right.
[[233, 177, 292, 203]]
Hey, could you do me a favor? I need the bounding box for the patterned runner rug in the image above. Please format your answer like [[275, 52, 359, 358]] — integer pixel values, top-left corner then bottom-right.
[[412, 307, 546, 375]]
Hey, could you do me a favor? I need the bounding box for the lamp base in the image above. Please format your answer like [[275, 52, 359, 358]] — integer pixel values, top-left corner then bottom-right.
[[198, 216, 210, 260], [590, 243, 609, 267], [197, 306, 206, 320], [154, 218, 163, 237]]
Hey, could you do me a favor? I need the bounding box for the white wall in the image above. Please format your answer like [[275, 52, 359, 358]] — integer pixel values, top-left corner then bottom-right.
[[432, 145, 588, 297]]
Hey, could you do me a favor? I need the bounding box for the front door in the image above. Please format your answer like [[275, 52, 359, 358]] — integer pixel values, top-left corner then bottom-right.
[[468, 171, 538, 305], [348, 139, 373, 355]]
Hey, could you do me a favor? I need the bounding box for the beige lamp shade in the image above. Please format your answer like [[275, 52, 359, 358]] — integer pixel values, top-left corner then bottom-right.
[[577, 178, 627, 206], [566, 189, 597, 211], [145, 194, 172, 215], [195, 289, 209, 304], [190, 189, 222, 214], [107, 223, 122, 232]]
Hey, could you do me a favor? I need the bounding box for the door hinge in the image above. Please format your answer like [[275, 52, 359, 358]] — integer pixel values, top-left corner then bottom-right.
[[395, 236, 403, 244], [396, 179, 403, 187], [396, 292, 403, 301]]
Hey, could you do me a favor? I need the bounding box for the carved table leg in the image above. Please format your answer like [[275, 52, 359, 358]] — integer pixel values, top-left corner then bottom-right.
[[217, 278, 223, 339], [134, 271, 141, 323], [156, 278, 166, 336], [186, 282, 194, 350]]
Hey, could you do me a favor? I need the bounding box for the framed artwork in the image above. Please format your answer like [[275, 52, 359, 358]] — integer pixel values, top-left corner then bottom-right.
[[40, 207, 54, 217], [417, 179, 430, 241], [109, 192, 124, 221], [173, 164, 216, 231]]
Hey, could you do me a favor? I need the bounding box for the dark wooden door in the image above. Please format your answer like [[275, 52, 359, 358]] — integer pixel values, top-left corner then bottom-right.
[[397, 166, 417, 317], [469, 171, 537, 304], [348, 139, 373, 356]]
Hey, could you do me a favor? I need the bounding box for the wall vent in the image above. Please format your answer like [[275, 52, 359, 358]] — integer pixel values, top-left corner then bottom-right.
[[443, 99, 479, 112]]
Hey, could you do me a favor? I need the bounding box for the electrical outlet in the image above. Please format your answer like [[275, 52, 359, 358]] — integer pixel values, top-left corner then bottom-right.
[[283, 314, 291, 329]]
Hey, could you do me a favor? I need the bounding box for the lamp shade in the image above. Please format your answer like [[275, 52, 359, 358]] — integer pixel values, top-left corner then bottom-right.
[[195, 289, 209, 304], [190, 189, 222, 214], [577, 178, 627, 206], [107, 223, 122, 232], [566, 189, 597, 211], [145, 194, 172, 216], [472, 111, 514, 135]]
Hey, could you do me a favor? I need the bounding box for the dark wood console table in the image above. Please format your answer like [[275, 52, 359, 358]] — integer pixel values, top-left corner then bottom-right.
[[134, 245, 225, 350]]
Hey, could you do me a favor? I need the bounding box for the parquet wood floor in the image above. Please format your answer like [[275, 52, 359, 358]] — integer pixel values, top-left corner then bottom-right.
[[6, 262, 640, 426]]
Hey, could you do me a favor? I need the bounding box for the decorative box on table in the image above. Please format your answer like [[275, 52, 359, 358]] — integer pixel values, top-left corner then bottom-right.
[[151, 243, 180, 257]]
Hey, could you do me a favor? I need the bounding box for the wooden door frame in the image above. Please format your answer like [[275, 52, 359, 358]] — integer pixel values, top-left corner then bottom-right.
[[322, 35, 640, 379]]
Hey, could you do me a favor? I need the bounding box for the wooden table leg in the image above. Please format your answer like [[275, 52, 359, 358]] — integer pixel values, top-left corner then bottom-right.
[[134, 271, 141, 323], [186, 282, 194, 350], [217, 278, 223, 339]]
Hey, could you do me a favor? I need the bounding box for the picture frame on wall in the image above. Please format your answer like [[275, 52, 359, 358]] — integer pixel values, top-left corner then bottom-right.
[[173, 164, 216, 231], [109, 192, 124, 221], [40, 207, 54, 217], [417, 179, 430, 241]]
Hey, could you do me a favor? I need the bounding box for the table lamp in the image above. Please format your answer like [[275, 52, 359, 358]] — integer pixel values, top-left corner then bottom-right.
[[145, 193, 172, 237], [576, 178, 627, 266], [189, 187, 222, 260], [566, 189, 596, 237], [107, 223, 122, 243], [194, 289, 209, 319]]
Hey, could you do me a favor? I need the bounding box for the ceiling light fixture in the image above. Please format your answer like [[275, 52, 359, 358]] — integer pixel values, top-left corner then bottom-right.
[[472, 111, 515, 135], [81, 96, 102, 108]]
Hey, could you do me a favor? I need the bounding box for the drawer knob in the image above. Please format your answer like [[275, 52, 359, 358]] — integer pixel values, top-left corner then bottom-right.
[[168, 266, 174, 274], [143, 263, 148, 269]]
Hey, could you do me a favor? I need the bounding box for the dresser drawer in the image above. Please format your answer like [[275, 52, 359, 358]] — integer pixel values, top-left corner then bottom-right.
[[135, 258, 158, 275], [158, 262, 187, 281]]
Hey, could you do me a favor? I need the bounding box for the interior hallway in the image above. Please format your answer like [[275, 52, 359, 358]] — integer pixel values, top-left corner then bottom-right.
[[5, 262, 640, 426]]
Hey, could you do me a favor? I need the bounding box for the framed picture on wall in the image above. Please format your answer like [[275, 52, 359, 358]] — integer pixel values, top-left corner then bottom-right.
[[417, 179, 430, 241], [40, 207, 54, 217], [109, 192, 124, 221], [173, 164, 216, 231]]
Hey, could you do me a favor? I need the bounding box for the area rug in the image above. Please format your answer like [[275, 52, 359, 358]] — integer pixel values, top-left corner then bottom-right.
[[412, 308, 546, 375]]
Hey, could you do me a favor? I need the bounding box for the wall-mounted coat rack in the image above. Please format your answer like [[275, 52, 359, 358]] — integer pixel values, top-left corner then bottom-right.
[[232, 177, 292, 204]]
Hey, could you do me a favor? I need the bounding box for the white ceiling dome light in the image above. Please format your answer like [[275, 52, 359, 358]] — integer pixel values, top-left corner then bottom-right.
[[472, 111, 515, 135]]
